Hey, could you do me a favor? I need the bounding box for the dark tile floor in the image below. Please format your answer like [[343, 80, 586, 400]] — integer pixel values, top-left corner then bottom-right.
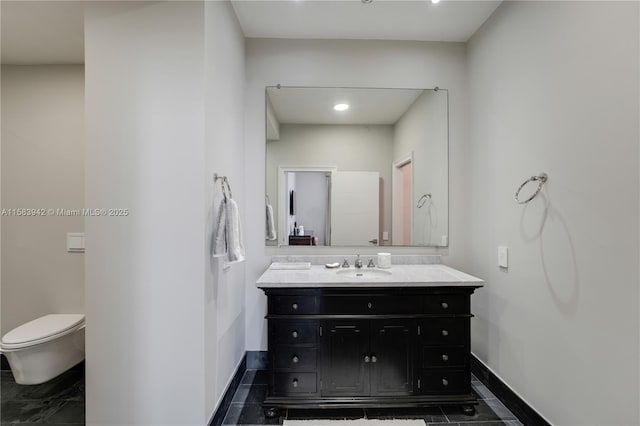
[[1, 366, 523, 426], [222, 370, 524, 426], [1, 363, 84, 426]]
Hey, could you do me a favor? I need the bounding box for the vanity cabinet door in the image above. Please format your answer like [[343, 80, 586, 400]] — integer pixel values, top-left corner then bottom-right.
[[320, 320, 370, 397], [370, 320, 416, 396]]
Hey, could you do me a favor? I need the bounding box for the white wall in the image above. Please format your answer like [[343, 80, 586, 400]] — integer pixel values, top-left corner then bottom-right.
[[86, 2, 245, 424], [394, 90, 449, 246], [1, 65, 84, 335], [204, 1, 246, 421], [466, 2, 639, 425], [245, 39, 468, 350], [267, 124, 393, 245]]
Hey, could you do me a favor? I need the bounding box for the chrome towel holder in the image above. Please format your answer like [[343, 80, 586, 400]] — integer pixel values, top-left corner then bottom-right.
[[515, 173, 548, 204], [214, 173, 232, 200]]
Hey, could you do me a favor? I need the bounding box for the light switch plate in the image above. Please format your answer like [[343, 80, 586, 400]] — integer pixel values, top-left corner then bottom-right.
[[498, 245, 508, 268], [67, 232, 85, 253], [441, 235, 448, 246], [382, 231, 389, 241]]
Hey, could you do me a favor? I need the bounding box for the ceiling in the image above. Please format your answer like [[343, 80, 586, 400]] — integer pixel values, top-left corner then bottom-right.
[[267, 87, 427, 125], [232, 0, 502, 42], [0, 0, 502, 65], [1, 1, 85, 64]]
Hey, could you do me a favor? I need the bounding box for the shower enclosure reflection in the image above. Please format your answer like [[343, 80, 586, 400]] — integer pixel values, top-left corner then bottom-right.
[[265, 86, 449, 247]]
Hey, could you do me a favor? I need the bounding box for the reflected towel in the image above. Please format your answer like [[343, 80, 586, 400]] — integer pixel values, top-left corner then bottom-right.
[[225, 198, 245, 264], [266, 204, 277, 240], [212, 198, 227, 258]]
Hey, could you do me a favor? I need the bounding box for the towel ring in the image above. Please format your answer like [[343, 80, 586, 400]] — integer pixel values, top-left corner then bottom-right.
[[515, 173, 548, 204], [417, 193, 432, 208]]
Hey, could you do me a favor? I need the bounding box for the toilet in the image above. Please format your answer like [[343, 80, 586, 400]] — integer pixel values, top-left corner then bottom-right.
[[1, 314, 85, 385]]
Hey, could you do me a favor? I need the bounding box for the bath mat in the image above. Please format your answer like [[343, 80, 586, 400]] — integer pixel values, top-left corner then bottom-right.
[[283, 420, 426, 426]]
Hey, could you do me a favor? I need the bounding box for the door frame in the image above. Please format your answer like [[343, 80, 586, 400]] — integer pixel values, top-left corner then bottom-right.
[[391, 152, 414, 246], [278, 165, 337, 246]]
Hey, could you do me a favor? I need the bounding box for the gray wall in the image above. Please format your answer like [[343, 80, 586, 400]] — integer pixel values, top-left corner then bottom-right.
[[1, 65, 85, 335], [394, 90, 449, 246], [466, 2, 639, 424]]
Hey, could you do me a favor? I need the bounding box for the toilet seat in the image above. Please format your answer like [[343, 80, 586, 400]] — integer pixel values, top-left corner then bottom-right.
[[1, 314, 85, 351]]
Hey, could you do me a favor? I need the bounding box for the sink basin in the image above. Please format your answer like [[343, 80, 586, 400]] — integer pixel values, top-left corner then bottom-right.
[[335, 268, 392, 278]]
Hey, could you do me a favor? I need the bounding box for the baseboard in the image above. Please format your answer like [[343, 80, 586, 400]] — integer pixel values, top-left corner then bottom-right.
[[208, 353, 247, 426], [247, 350, 268, 370], [470, 354, 551, 426]]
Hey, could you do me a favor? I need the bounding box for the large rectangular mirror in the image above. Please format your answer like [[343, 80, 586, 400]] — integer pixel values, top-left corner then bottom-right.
[[265, 86, 448, 247]]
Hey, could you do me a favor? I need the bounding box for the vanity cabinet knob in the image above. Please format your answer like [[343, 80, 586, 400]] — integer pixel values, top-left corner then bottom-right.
[[371, 355, 377, 363], [364, 356, 371, 363], [441, 329, 449, 337], [441, 302, 449, 309], [367, 302, 373, 309], [292, 303, 299, 310], [442, 378, 449, 387], [292, 330, 298, 339], [292, 379, 299, 388], [442, 354, 449, 362], [292, 355, 299, 364]]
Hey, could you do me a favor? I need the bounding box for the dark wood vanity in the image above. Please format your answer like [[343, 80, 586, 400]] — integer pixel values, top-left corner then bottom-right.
[[259, 285, 482, 416]]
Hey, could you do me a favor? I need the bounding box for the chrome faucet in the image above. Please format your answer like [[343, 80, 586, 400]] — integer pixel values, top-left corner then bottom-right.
[[354, 255, 363, 269]]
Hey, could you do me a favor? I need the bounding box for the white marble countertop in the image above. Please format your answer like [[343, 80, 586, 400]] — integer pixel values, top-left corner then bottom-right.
[[256, 264, 484, 288]]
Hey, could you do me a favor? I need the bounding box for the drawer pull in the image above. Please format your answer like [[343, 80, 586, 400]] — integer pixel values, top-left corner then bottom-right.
[[292, 355, 299, 364], [442, 354, 449, 362], [292, 330, 299, 339], [441, 329, 449, 337], [292, 303, 299, 310], [364, 356, 371, 363], [371, 355, 377, 363], [367, 302, 373, 309], [441, 302, 449, 309], [292, 379, 299, 388], [442, 378, 449, 387]]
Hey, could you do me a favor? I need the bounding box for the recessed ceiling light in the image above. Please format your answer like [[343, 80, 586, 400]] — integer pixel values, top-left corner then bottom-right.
[[361, 0, 373, 3], [334, 103, 349, 111], [431, 0, 441, 3]]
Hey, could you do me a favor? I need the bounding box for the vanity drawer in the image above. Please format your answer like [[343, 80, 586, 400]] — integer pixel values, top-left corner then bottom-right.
[[419, 318, 468, 345], [419, 370, 469, 395], [319, 295, 422, 315], [270, 296, 318, 315], [271, 320, 318, 345], [421, 346, 467, 368], [273, 372, 317, 395], [424, 295, 468, 314], [273, 346, 317, 371]]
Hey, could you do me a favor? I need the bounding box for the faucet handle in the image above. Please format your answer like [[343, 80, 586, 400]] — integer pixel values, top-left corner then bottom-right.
[[367, 258, 375, 268], [342, 258, 350, 268]]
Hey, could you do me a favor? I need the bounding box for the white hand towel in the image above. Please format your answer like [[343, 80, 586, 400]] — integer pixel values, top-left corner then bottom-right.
[[266, 204, 277, 240], [212, 198, 227, 258], [225, 198, 245, 264]]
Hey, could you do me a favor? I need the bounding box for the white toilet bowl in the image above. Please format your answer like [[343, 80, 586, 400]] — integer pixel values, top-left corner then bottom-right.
[[1, 314, 85, 385]]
